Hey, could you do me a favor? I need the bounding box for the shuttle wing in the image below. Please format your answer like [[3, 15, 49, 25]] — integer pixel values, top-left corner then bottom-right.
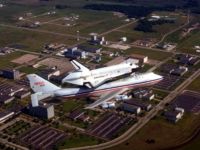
[[85, 88, 128, 109], [85, 76, 113, 88]]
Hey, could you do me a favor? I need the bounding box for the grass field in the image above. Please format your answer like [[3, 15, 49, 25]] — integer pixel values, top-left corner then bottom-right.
[[165, 29, 200, 55], [56, 134, 101, 149], [177, 134, 200, 150], [125, 47, 172, 61], [186, 75, 200, 93], [117, 11, 187, 41], [109, 113, 200, 150], [57, 99, 86, 113], [0, 26, 78, 52], [0, 51, 26, 68], [0, 3, 53, 24]]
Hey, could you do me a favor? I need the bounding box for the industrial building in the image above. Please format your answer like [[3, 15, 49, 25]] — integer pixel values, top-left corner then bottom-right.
[[39, 68, 61, 80], [164, 107, 184, 123], [133, 88, 155, 100], [14, 90, 31, 99], [122, 103, 141, 114], [0, 82, 25, 104], [130, 54, 148, 64], [124, 99, 152, 111], [176, 54, 200, 66], [68, 109, 90, 122], [78, 45, 102, 54], [44, 43, 65, 51], [0, 69, 20, 80], [0, 47, 14, 55], [64, 47, 88, 59], [0, 111, 15, 123], [28, 103, 55, 119], [89, 35, 108, 45], [169, 66, 188, 76]]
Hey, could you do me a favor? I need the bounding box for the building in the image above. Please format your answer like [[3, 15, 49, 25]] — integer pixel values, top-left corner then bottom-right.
[[93, 55, 101, 63], [170, 66, 188, 76], [44, 43, 65, 51], [120, 37, 127, 42], [0, 47, 14, 55], [130, 54, 148, 64], [124, 99, 152, 111], [122, 103, 141, 114], [133, 88, 155, 100], [115, 94, 131, 101], [39, 68, 60, 80], [29, 103, 55, 119], [0, 69, 20, 80], [0, 82, 24, 104], [101, 102, 116, 109], [164, 107, 184, 123], [89, 35, 108, 45], [0, 111, 15, 123], [157, 43, 176, 51], [15, 90, 31, 99], [0, 95, 14, 104], [64, 47, 87, 59], [78, 45, 102, 54], [176, 54, 200, 66], [68, 109, 90, 122], [68, 110, 85, 120]]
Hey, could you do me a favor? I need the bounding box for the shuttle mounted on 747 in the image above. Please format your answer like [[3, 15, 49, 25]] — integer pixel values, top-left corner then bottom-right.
[[27, 72, 163, 108], [62, 60, 139, 88]]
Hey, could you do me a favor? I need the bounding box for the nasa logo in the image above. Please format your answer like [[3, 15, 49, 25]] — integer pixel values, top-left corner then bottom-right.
[[34, 81, 45, 86]]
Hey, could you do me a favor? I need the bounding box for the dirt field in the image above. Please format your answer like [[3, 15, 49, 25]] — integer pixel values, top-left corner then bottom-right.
[[105, 56, 125, 66], [11, 54, 39, 65], [37, 57, 74, 73]]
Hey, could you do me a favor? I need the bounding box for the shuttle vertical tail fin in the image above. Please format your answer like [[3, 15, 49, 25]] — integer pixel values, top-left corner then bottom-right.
[[71, 60, 90, 72], [27, 74, 60, 93]]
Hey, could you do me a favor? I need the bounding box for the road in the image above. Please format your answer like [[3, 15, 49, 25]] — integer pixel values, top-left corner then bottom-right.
[[154, 14, 191, 45], [100, 20, 137, 36], [0, 23, 89, 40], [147, 54, 175, 72], [65, 69, 200, 150]]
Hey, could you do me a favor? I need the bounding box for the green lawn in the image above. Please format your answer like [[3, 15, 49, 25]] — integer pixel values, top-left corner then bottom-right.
[[186, 75, 200, 93], [60, 100, 86, 113], [56, 134, 101, 149], [109, 113, 200, 150], [178, 134, 200, 150], [0, 51, 25, 68], [19, 66, 40, 74], [125, 47, 172, 61], [119, 12, 186, 41], [0, 26, 78, 52], [153, 89, 169, 100]]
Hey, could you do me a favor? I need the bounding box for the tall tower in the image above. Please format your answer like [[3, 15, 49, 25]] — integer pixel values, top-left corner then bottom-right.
[[77, 30, 80, 41]]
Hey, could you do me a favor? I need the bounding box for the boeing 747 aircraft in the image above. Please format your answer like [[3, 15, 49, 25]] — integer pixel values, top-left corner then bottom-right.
[[27, 72, 162, 108]]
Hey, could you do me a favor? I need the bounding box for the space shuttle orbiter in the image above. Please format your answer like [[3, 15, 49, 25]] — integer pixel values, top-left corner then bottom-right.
[[62, 60, 139, 88]]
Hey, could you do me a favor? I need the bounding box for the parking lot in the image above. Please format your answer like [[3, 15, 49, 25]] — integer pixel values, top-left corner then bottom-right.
[[154, 73, 181, 90], [20, 125, 66, 150], [87, 113, 133, 140], [172, 90, 200, 114]]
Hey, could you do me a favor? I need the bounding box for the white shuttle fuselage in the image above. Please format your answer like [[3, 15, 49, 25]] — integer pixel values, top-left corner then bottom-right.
[[62, 60, 138, 88]]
